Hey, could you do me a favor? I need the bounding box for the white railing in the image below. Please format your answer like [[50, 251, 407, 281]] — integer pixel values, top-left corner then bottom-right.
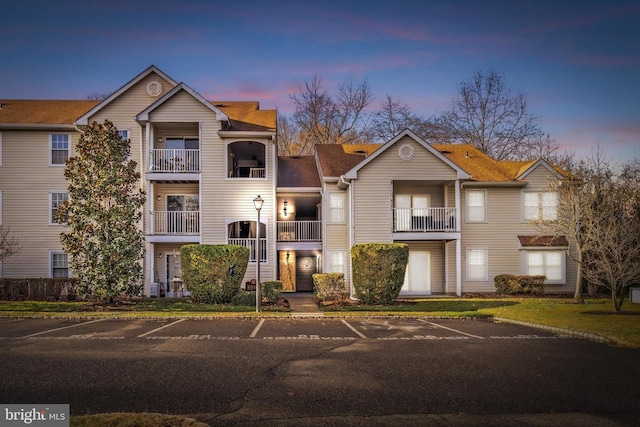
[[228, 238, 267, 262], [249, 168, 265, 178], [393, 208, 457, 232], [151, 211, 200, 235], [150, 149, 200, 173], [277, 221, 321, 241]]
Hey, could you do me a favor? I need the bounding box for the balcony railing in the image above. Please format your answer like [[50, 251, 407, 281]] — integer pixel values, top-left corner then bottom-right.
[[277, 221, 321, 241], [393, 208, 457, 232], [228, 238, 267, 262], [151, 211, 200, 235], [150, 149, 200, 173]]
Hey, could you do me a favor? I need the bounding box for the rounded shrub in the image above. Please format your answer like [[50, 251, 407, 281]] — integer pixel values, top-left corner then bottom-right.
[[351, 243, 409, 304], [180, 244, 250, 304]]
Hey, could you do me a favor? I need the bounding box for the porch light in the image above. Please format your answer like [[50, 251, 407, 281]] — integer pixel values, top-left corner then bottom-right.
[[283, 200, 288, 217], [253, 195, 264, 312]]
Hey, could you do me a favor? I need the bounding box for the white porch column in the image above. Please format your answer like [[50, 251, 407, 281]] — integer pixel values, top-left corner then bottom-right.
[[454, 180, 461, 232], [456, 238, 462, 296], [146, 241, 153, 296]]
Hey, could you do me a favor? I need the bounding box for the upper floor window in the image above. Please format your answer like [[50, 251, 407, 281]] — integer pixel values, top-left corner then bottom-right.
[[466, 248, 488, 281], [118, 130, 129, 140], [50, 192, 68, 224], [50, 251, 70, 278], [329, 192, 345, 223], [466, 190, 486, 222], [227, 141, 266, 178], [523, 191, 558, 221], [50, 134, 69, 165]]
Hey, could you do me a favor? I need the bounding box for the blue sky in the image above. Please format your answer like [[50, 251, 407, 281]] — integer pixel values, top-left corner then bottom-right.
[[1, 0, 638, 162]]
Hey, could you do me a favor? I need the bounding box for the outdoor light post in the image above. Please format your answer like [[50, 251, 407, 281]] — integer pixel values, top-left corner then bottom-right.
[[253, 195, 264, 312]]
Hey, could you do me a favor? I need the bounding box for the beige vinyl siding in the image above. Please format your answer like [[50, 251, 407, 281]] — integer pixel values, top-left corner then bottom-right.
[[401, 241, 446, 293], [459, 184, 576, 294], [153, 183, 199, 211], [522, 164, 556, 189], [352, 136, 458, 243], [0, 131, 81, 277]]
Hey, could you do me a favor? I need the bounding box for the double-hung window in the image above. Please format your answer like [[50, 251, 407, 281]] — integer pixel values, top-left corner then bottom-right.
[[466, 248, 488, 280], [50, 192, 68, 224], [329, 192, 345, 223], [51, 252, 70, 278], [466, 190, 487, 222], [50, 134, 69, 165], [327, 251, 345, 274], [523, 191, 558, 221], [524, 251, 565, 283]]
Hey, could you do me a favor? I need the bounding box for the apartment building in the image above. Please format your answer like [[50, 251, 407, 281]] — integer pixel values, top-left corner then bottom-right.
[[0, 66, 576, 296]]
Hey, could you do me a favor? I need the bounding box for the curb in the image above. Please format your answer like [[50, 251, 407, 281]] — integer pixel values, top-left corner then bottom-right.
[[493, 317, 612, 344]]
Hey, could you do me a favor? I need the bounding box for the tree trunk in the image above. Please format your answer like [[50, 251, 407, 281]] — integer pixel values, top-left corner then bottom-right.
[[574, 250, 584, 304], [612, 285, 624, 312]]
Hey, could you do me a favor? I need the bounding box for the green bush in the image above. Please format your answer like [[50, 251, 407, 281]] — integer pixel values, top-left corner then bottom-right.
[[351, 243, 409, 304], [231, 291, 256, 306], [181, 244, 249, 304], [312, 273, 347, 302], [494, 274, 545, 295], [261, 280, 283, 304]]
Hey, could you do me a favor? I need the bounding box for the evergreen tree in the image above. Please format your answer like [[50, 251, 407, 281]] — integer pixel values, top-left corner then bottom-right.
[[57, 120, 146, 302]]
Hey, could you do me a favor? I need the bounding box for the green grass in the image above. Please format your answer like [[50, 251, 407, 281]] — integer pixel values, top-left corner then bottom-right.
[[322, 299, 517, 317]]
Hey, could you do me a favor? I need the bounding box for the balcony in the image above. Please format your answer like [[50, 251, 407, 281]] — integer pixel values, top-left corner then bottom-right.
[[150, 149, 200, 173], [151, 211, 200, 235], [277, 221, 321, 242], [393, 207, 457, 232], [228, 238, 267, 262]]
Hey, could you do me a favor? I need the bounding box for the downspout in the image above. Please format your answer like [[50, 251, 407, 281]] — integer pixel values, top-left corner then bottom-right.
[[338, 175, 355, 298]]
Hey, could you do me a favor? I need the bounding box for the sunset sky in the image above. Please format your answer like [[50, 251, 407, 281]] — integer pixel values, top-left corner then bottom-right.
[[1, 0, 638, 162]]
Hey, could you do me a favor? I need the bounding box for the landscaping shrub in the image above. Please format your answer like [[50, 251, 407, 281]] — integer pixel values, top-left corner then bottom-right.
[[261, 280, 283, 304], [0, 278, 77, 301], [494, 274, 545, 295], [351, 243, 409, 304], [231, 291, 256, 306], [181, 244, 249, 304], [312, 273, 347, 302]]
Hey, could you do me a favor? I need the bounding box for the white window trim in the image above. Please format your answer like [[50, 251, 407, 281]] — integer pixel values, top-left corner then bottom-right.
[[465, 189, 487, 223], [328, 192, 346, 224], [49, 191, 68, 225], [466, 247, 488, 281], [49, 133, 71, 167], [49, 250, 71, 278], [521, 250, 566, 285], [522, 190, 558, 222], [326, 250, 346, 274]]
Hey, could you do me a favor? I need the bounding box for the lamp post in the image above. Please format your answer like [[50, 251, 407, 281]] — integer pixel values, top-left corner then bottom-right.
[[253, 195, 264, 312]]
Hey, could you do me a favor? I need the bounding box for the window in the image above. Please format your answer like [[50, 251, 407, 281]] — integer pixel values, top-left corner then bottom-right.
[[50, 192, 68, 224], [50, 134, 69, 165], [466, 190, 486, 222], [51, 252, 70, 278], [118, 130, 129, 140], [525, 251, 564, 283], [329, 192, 345, 223], [467, 248, 488, 280], [327, 251, 345, 274], [523, 191, 558, 221]]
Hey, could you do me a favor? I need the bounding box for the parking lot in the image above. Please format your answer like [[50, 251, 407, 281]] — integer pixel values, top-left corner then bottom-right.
[[0, 317, 563, 342]]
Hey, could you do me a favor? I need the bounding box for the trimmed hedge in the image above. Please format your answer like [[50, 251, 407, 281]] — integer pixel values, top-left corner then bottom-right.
[[494, 274, 546, 295], [180, 244, 249, 304], [261, 280, 283, 304], [312, 273, 347, 302], [351, 243, 409, 304], [0, 278, 77, 301]]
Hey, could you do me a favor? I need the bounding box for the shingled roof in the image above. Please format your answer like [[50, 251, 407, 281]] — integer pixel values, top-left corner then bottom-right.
[[213, 101, 276, 132], [278, 156, 321, 188], [315, 144, 381, 178], [0, 100, 99, 125]]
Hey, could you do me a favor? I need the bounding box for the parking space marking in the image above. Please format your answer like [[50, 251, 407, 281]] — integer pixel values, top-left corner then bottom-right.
[[418, 319, 484, 339], [341, 319, 367, 339], [249, 319, 265, 338], [137, 319, 186, 338], [22, 319, 106, 338]]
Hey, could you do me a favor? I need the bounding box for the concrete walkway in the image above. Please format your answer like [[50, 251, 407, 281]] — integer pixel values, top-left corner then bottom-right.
[[284, 292, 324, 317]]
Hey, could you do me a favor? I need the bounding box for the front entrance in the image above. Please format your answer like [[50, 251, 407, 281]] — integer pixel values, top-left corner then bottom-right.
[[402, 251, 431, 294], [296, 256, 316, 292]]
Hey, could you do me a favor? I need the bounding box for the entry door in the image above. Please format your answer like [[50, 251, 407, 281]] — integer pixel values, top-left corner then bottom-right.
[[402, 251, 431, 294]]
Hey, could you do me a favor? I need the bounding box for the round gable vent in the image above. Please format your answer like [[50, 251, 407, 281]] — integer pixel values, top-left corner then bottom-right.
[[398, 143, 415, 161], [146, 80, 163, 97]]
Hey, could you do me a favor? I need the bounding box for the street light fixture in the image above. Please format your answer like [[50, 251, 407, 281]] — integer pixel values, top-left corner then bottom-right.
[[253, 195, 264, 312]]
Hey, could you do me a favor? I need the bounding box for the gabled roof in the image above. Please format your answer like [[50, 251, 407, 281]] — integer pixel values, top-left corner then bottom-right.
[[344, 130, 470, 180], [136, 83, 228, 122], [278, 156, 321, 188], [434, 144, 531, 182], [515, 158, 568, 180], [76, 65, 178, 125], [315, 144, 379, 178], [213, 101, 276, 132], [0, 100, 99, 127]]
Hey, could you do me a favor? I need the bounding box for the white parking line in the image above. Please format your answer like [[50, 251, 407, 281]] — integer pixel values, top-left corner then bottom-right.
[[23, 319, 106, 338], [418, 319, 484, 339], [249, 319, 265, 338], [341, 319, 367, 339], [137, 319, 186, 338]]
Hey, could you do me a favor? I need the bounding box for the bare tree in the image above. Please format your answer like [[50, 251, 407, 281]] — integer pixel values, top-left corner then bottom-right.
[[535, 151, 640, 311], [288, 74, 373, 150], [437, 69, 548, 161], [371, 95, 443, 143], [0, 226, 21, 276], [277, 115, 306, 156]]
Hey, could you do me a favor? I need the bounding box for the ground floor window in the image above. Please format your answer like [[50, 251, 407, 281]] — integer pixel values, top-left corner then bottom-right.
[[326, 251, 345, 274], [50, 251, 70, 278], [466, 248, 488, 280], [524, 250, 565, 283]]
